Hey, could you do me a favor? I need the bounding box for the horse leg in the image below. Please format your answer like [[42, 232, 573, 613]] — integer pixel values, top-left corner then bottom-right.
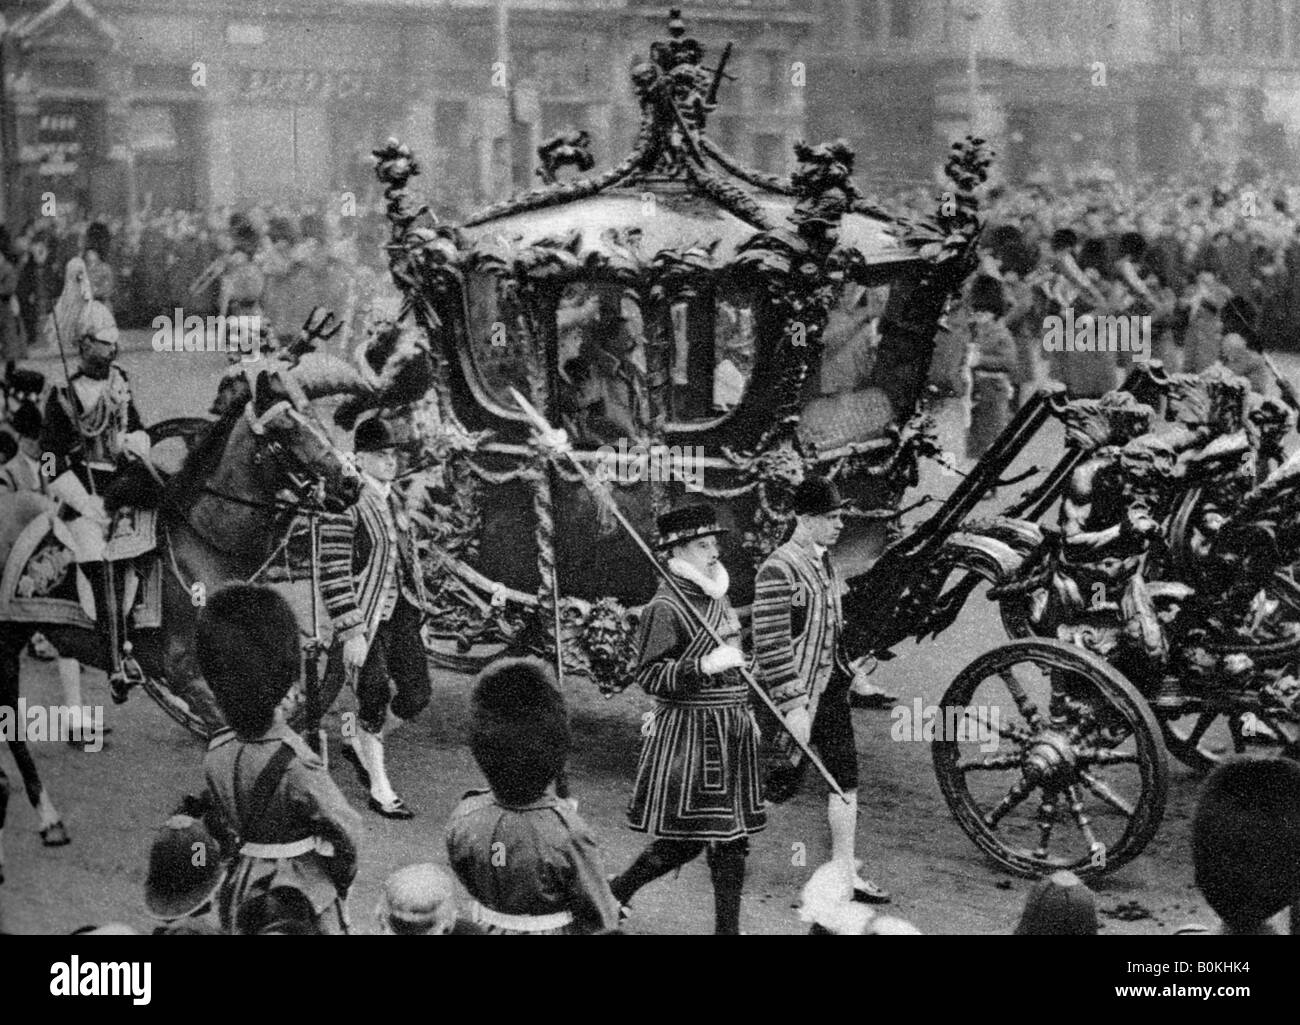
[[0, 634, 70, 846]]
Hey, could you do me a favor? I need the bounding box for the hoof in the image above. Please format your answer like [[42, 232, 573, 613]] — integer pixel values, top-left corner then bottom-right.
[[40, 822, 71, 848]]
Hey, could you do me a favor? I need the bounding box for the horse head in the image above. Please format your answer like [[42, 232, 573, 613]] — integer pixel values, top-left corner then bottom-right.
[[245, 358, 370, 513]]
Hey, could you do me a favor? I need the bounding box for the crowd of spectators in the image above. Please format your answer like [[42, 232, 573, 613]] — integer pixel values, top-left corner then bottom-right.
[[0, 202, 394, 373]]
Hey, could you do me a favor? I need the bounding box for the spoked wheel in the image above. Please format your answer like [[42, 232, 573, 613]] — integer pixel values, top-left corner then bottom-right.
[[1159, 700, 1297, 774], [934, 639, 1168, 879]]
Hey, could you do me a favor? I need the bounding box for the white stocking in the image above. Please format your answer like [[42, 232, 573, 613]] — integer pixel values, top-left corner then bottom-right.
[[828, 789, 859, 875], [358, 727, 398, 805]]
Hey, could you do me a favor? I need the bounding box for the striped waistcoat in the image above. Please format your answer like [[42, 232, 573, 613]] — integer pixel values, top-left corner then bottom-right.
[[318, 481, 426, 645], [752, 537, 851, 763]]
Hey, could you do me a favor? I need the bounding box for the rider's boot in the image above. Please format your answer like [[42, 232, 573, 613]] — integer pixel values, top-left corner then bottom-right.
[[59, 658, 112, 750], [89, 560, 141, 703]]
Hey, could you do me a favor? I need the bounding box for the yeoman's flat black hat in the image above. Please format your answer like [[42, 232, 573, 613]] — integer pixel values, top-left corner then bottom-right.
[[656, 504, 727, 550]]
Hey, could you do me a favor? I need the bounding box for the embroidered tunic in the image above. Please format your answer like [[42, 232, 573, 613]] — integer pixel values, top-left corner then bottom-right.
[[626, 571, 766, 841]]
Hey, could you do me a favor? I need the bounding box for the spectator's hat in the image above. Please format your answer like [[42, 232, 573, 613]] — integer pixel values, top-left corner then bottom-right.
[[655, 504, 726, 550], [470, 657, 569, 805], [1013, 870, 1098, 935], [792, 475, 853, 518], [144, 814, 225, 921], [378, 864, 457, 935]]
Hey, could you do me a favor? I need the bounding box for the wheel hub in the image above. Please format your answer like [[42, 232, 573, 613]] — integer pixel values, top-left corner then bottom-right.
[[1021, 730, 1075, 785]]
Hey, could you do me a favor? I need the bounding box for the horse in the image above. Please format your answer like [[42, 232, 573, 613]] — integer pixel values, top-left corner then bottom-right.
[[0, 357, 370, 870]]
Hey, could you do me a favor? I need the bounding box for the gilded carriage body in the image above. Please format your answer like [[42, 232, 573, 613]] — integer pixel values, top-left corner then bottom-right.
[[371, 11, 989, 684]]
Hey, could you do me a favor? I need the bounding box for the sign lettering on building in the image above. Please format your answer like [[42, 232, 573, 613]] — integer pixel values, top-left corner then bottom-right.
[[241, 69, 377, 102], [21, 108, 83, 176]]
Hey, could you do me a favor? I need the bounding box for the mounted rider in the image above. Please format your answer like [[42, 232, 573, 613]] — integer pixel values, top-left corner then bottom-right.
[[39, 299, 150, 690]]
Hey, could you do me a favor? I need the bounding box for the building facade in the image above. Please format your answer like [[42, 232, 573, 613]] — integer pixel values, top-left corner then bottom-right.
[[801, 0, 1300, 188], [0, 0, 814, 223]]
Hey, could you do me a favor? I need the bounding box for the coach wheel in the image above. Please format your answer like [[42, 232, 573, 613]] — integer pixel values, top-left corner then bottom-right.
[[933, 639, 1168, 879], [1159, 702, 1296, 774]]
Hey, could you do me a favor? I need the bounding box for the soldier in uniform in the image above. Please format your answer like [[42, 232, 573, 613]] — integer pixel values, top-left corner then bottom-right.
[[446, 657, 621, 934], [607, 504, 766, 934], [40, 300, 150, 700], [754, 475, 890, 905], [198, 584, 362, 935], [319, 415, 432, 819]]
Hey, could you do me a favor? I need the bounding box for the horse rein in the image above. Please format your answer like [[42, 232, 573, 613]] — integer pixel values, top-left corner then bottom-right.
[[161, 400, 355, 598]]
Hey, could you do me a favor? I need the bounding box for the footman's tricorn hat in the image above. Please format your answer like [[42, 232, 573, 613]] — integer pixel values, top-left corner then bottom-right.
[[656, 503, 727, 550], [792, 475, 853, 517]]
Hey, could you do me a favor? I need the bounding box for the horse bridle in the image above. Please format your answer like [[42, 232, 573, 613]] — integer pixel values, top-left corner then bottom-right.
[[244, 398, 347, 501]]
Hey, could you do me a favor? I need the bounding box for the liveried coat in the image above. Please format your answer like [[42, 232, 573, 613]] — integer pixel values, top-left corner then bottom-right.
[[317, 481, 426, 646], [752, 535, 853, 764]]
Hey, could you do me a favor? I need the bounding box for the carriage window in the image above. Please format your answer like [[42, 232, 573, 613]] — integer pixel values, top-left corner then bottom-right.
[[818, 282, 890, 397], [662, 285, 758, 425], [465, 273, 533, 408], [557, 282, 648, 446]]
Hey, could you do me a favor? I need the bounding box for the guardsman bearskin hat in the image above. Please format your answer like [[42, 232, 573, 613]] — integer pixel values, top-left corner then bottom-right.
[[1192, 758, 1300, 930], [9, 401, 40, 440], [195, 584, 302, 735], [469, 657, 569, 805], [4, 368, 45, 404]]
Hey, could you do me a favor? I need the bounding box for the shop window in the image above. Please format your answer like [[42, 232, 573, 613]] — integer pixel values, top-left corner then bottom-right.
[[889, 0, 917, 39], [132, 64, 192, 91], [757, 52, 785, 104], [35, 59, 96, 90], [861, 1, 882, 42], [1267, 0, 1285, 55]]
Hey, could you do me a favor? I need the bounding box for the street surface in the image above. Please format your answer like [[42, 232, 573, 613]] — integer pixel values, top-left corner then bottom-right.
[[2, 334, 1286, 934]]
